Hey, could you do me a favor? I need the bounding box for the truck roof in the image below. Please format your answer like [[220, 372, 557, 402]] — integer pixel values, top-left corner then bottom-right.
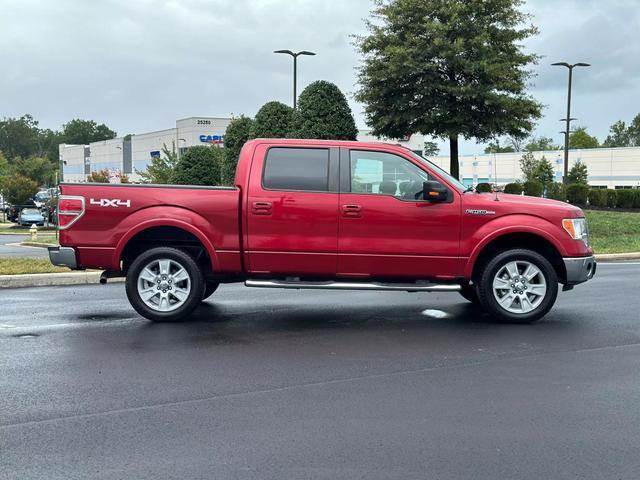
[[244, 138, 409, 150]]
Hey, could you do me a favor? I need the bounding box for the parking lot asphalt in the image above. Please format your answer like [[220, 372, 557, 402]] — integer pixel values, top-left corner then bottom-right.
[[0, 234, 49, 258], [1, 262, 639, 479]]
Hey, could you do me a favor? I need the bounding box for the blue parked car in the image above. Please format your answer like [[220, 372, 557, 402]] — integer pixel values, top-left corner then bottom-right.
[[18, 208, 45, 227]]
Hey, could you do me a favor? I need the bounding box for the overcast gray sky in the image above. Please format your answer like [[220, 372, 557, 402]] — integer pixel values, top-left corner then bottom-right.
[[1, 0, 638, 155]]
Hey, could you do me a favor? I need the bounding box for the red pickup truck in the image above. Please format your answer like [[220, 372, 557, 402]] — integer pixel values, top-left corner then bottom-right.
[[50, 139, 595, 323]]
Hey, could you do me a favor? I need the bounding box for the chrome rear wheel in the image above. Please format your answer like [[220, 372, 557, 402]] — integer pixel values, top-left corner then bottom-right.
[[137, 258, 192, 312]]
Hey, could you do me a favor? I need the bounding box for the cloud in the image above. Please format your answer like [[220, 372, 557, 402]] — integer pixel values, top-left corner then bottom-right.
[[0, 0, 637, 154]]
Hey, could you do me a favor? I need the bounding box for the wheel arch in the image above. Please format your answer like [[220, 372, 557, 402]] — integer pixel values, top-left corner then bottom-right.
[[115, 219, 218, 275], [466, 230, 567, 284]]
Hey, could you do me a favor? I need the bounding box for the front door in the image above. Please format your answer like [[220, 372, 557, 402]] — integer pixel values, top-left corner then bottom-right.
[[246, 145, 340, 276], [337, 148, 461, 279]]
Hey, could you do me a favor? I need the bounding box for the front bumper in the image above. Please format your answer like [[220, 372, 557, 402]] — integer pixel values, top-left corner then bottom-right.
[[563, 255, 596, 285], [48, 246, 78, 269]]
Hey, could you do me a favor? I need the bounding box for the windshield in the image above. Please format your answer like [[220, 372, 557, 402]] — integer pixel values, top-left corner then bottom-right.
[[35, 192, 50, 201], [409, 151, 466, 192], [22, 208, 41, 215]]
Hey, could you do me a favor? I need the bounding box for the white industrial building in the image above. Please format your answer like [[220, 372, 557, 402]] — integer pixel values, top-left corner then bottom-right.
[[430, 147, 640, 189], [60, 117, 639, 189], [60, 117, 231, 183]]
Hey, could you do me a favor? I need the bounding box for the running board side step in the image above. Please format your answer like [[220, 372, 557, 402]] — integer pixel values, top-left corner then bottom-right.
[[245, 279, 461, 293]]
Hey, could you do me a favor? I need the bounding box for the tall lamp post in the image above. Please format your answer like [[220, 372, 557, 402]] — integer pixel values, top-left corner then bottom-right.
[[274, 50, 316, 109], [552, 62, 590, 183]]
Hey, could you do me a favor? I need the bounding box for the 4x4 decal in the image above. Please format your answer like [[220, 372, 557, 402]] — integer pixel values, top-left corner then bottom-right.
[[90, 198, 131, 208]]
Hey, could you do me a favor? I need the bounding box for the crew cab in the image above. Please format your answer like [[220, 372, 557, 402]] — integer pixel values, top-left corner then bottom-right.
[[49, 139, 596, 323]]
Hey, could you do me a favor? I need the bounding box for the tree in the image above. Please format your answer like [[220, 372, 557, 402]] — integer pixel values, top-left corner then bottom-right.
[[569, 127, 599, 149], [602, 114, 640, 147], [223, 116, 255, 185], [172, 146, 224, 186], [423, 140, 440, 156], [0, 114, 42, 160], [566, 160, 588, 185], [519, 151, 539, 183], [0, 175, 39, 205], [253, 101, 294, 138], [525, 136, 557, 152], [355, 0, 542, 180], [137, 142, 178, 184], [12, 156, 57, 186], [533, 156, 555, 186], [62, 119, 117, 145], [290, 81, 358, 140], [484, 140, 515, 154], [86, 169, 129, 183], [0, 151, 8, 178]]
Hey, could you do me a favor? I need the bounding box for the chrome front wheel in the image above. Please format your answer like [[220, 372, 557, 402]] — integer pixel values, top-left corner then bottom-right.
[[492, 260, 547, 314]]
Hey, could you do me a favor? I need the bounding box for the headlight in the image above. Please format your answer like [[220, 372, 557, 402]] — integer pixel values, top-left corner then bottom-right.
[[562, 218, 589, 245]]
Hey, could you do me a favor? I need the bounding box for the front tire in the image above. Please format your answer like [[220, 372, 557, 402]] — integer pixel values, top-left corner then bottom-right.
[[125, 247, 204, 322], [476, 249, 558, 324]]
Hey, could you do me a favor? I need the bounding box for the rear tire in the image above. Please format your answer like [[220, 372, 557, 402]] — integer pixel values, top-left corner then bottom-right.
[[202, 281, 219, 301], [125, 247, 204, 322], [476, 248, 558, 324]]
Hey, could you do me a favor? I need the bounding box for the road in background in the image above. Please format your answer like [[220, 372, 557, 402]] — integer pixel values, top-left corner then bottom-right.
[[1, 263, 639, 479], [0, 234, 50, 258]]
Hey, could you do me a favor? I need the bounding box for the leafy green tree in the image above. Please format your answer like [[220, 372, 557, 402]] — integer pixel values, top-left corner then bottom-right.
[[569, 127, 599, 149], [602, 114, 640, 147], [566, 160, 588, 185], [525, 136, 557, 152], [137, 142, 178, 184], [0, 151, 8, 178], [484, 141, 515, 154], [0, 175, 39, 205], [253, 101, 294, 138], [423, 140, 440, 156], [172, 146, 224, 186], [11, 156, 57, 186], [223, 116, 255, 185], [62, 118, 117, 145], [290, 81, 358, 140], [519, 151, 539, 182], [533, 156, 555, 186], [0, 114, 42, 160], [355, 0, 542, 180]]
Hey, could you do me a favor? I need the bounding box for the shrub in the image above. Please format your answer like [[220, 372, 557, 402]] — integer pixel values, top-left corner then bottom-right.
[[0, 174, 39, 205], [523, 180, 543, 197], [503, 182, 523, 194], [253, 101, 294, 138], [546, 182, 566, 201], [615, 189, 634, 208], [86, 169, 129, 183], [566, 183, 589, 205], [606, 189, 617, 208], [290, 80, 358, 140], [475, 182, 492, 193], [633, 189, 640, 208], [172, 145, 224, 186], [588, 188, 606, 207]]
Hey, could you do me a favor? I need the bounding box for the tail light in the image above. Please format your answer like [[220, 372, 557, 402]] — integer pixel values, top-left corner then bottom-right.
[[58, 196, 85, 230]]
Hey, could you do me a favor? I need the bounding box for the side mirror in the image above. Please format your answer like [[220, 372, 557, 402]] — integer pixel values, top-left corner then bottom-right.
[[419, 180, 448, 202]]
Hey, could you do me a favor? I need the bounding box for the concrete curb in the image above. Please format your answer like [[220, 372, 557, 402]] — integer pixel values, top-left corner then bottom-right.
[[595, 252, 640, 262], [0, 271, 124, 289], [19, 241, 53, 248]]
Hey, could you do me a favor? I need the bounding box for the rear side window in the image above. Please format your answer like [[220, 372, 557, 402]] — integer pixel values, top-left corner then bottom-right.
[[263, 148, 329, 191]]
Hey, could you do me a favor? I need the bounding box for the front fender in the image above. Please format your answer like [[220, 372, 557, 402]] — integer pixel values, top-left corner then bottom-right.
[[112, 206, 219, 271], [463, 214, 568, 278]]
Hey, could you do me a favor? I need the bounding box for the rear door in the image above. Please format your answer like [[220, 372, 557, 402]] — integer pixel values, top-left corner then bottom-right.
[[337, 147, 461, 279], [246, 144, 340, 275]]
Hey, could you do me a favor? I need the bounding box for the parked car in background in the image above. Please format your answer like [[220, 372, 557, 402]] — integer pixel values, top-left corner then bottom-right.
[[18, 208, 45, 227], [33, 190, 52, 209]]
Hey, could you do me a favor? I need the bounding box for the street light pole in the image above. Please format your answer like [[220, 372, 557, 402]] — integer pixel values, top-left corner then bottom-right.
[[552, 62, 590, 183], [274, 50, 316, 109]]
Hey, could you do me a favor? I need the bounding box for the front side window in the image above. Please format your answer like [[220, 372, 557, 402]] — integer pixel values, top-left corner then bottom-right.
[[263, 147, 330, 191], [350, 150, 430, 200]]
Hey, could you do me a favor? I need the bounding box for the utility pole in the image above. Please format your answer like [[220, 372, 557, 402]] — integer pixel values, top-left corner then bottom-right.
[[274, 50, 316, 109]]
